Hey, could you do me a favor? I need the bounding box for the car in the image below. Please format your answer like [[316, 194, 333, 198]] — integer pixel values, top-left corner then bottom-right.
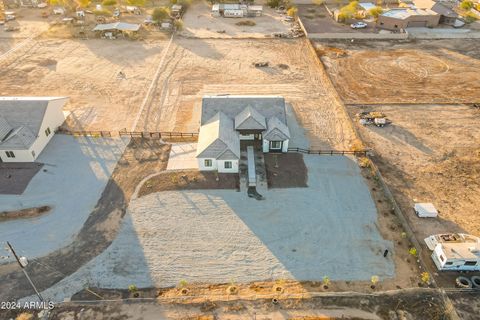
[[6, 14, 16, 21], [350, 22, 367, 29]]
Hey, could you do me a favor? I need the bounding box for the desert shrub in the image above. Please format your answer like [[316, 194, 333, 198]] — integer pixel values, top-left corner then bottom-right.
[[464, 12, 478, 23], [126, 0, 145, 7], [267, 0, 281, 8], [236, 20, 256, 26], [77, 0, 91, 8], [93, 9, 111, 16], [368, 6, 383, 18], [307, 8, 316, 13], [152, 7, 170, 22], [174, 19, 184, 30], [287, 6, 298, 17], [460, 0, 473, 10], [304, 13, 315, 19], [102, 0, 116, 5], [313, 0, 324, 5]]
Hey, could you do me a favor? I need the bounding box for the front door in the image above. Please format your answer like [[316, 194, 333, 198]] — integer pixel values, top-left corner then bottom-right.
[[269, 141, 282, 152]]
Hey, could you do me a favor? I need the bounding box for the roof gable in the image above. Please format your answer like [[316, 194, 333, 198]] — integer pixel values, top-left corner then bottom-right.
[[234, 106, 266, 131], [217, 148, 239, 160], [196, 112, 240, 159], [264, 116, 290, 141]]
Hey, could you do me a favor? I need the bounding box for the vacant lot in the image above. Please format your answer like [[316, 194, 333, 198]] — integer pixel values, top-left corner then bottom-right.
[[181, 1, 291, 38], [318, 40, 480, 104], [0, 39, 167, 131], [348, 104, 480, 241]]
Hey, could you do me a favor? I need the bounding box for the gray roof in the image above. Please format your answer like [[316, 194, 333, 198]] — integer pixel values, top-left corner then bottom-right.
[[234, 105, 266, 131], [264, 116, 290, 141], [431, 3, 458, 18], [93, 22, 141, 32], [0, 97, 66, 150], [201, 95, 287, 127], [196, 112, 240, 160]]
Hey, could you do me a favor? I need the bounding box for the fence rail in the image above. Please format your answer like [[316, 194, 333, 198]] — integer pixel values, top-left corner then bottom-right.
[[288, 147, 367, 156], [57, 128, 198, 140]]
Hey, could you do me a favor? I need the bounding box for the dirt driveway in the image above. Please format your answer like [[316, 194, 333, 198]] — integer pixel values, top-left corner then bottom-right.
[[317, 39, 480, 104]]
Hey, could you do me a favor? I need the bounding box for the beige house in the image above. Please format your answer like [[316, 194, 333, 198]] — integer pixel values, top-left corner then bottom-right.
[[377, 8, 440, 30]]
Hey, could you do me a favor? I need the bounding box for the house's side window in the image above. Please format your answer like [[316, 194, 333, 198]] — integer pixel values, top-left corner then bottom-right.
[[6, 151, 15, 158], [270, 141, 282, 150], [45, 127, 51, 136], [204, 159, 212, 167], [224, 161, 232, 169], [464, 261, 477, 266]]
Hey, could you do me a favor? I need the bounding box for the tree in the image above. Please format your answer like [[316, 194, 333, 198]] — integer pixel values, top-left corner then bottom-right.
[[287, 6, 298, 17], [368, 6, 383, 18], [152, 7, 170, 22], [338, 1, 358, 22], [126, 0, 146, 7], [460, 0, 473, 10], [267, 0, 280, 8], [76, 0, 91, 8]]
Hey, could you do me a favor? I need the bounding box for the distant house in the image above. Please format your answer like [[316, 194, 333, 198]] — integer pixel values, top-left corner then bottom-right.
[[377, 8, 440, 30], [211, 3, 263, 18], [0, 97, 68, 162], [413, 0, 459, 25], [196, 96, 290, 173]]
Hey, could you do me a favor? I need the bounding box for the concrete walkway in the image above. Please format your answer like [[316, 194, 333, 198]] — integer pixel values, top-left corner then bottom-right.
[[166, 143, 198, 170]]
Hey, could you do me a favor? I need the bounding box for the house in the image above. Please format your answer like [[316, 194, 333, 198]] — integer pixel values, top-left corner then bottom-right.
[[413, 0, 459, 25], [0, 97, 68, 162], [377, 8, 440, 30], [211, 3, 262, 18], [196, 96, 290, 173]]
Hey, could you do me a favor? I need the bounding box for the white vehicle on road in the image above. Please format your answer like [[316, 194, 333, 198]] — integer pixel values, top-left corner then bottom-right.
[[350, 22, 367, 29]]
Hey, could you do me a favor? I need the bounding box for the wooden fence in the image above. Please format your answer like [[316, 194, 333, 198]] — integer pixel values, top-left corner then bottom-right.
[[288, 147, 367, 156], [57, 128, 198, 140]]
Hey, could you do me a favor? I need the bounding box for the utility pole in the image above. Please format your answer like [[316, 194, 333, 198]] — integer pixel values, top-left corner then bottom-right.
[[6, 241, 44, 303]]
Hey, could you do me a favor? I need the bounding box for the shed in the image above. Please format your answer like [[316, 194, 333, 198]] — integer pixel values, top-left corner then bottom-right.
[[414, 203, 438, 218]]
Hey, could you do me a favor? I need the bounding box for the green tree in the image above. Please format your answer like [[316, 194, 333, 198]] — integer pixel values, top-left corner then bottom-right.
[[102, 0, 117, 6], [152, 7, 170, 22], [338, 1, 359, 21]]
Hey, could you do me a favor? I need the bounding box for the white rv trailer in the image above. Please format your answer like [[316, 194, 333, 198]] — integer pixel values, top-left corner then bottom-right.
[[425, 233, 480, 271]]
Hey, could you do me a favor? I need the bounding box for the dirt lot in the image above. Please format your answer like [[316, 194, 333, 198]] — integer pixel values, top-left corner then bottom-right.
[[181, 0, 291, 39], [1, 288, 455, 320], [0, 39, 167, 131], [348, 104, 480, 286], [317, 39, 480, 104], [133, 38, 356, 149]]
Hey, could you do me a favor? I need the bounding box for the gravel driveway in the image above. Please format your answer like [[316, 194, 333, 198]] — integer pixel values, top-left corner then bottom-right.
[[29, 155, 394, 302]]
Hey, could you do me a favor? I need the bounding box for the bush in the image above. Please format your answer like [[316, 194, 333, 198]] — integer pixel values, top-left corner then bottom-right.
[[460, 0, 473, 10], [338, 1, 359, 21], [236, 20, 256, 26], [464, 12, 478, 23], [287, 6, 298, 17], [102, 0, 117, 5], [313, 0, 324, 5], [174, 19, 184, 30], [93, 9, 111, 16], [267, 0, 281, 8], [126, 0, 145, 7], [152, 7, 170, 22], [368, 6, 383, 18]]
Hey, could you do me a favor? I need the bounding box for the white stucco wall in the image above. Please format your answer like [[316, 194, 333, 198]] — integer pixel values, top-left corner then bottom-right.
[[262, 139, 289, 153], [0, 98, 67, 163], [197, 158, 218, 171], [0, 149, 34, 162], [217, 159, 239, 173]]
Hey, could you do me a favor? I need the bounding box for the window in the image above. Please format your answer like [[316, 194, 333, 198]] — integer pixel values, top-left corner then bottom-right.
[[45, 127, 51, 136], [270, 141, 282, 150], [31, 150, 36, 158], [464, 261, 477, 266], [204, 159, 212, 167], [224, 161, 232, 169], [6, 151, 15, 158], [439, 255, 445, 262]]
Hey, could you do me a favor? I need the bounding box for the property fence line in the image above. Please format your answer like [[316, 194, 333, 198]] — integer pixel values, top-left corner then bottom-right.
[[287, 147, 367, 156], [56, 128, 198, 140]]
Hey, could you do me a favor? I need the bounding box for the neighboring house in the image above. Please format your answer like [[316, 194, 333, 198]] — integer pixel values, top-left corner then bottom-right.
[[196, 96, 290, 173], [377, 8, 440, 30], [211, 3, 263, 18], [0, 97, 68, 162], [413, 0, 459, 25]]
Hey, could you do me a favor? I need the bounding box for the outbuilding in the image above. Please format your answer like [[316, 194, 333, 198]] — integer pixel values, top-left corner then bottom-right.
[[377, 8, 440, 30], [0, 97, 69, 162]]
